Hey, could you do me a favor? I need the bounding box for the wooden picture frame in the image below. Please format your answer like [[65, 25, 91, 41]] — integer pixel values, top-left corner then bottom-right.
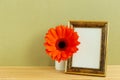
[[65, 21, 108, 77]]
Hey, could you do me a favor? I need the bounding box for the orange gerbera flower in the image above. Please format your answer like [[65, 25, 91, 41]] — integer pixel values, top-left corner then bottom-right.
[[44, 25, 80, 62]]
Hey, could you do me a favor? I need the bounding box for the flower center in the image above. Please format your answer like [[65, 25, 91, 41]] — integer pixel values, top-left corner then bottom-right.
[[58, 41, 66, 49], [56, 39, 67, 51]]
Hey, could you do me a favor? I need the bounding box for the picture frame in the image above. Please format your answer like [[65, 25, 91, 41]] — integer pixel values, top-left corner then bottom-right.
[[65, 21, 108, 77]]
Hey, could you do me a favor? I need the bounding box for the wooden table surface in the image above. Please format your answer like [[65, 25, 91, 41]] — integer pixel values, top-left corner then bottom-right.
[[0, 65, 119, 80]]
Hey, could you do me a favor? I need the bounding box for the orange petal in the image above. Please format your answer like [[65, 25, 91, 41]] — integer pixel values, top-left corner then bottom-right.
[[71, 47, 78, 53], [55, 51, 61, 61], [56, 26, 62, 38], [72, 32, 79, 40], [44, 42, 54, 47], [68, 52, 73, 57], [49, 28, 58, 39], [45, 45, 56, 51], [61, 26, 66, 37], [46, 50, 52, 56], [45, 37, 55, 44], [45, 33, 56, 42], [52, 52, 58, 60], [61, 51, 67, 58], [65, 28, 73, 39]]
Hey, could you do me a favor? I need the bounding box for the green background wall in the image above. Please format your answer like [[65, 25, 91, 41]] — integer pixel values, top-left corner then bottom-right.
[[0, 0, 119, 66]]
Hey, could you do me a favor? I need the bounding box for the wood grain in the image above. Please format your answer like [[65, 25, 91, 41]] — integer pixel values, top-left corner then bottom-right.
[[0, 65, 119, 80]]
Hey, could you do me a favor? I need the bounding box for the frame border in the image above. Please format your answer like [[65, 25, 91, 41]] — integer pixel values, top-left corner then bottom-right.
[[65, 21, 108, 77]]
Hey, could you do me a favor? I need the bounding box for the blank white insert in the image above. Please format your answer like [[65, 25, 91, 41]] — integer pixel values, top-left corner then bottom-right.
[[72, 28, 102, 69]]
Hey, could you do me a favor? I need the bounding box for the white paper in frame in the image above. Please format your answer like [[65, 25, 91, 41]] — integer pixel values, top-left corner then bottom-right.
[[65, 21, 108, 77]]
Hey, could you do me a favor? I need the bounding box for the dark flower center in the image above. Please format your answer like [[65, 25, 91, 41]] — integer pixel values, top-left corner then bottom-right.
[[56, 39, 67, 51], [58, 41, 66, 49]]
